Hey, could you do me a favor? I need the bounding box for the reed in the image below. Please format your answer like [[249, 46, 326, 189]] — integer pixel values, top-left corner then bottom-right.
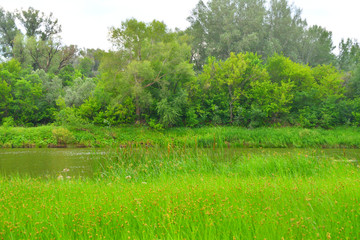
[[1, 162, 359, 239]]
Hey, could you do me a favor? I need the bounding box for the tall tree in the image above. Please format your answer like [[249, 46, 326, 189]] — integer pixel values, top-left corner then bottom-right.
[[187, 0, 267, 70], [337, 38, 360, 72], [299, 25, 335, 66], [13, 35, 77, 73], [107, 19, 194, 125], [16, 7, 61, 41], [265, 0, 307, 61], [0, 8, 19, 58]]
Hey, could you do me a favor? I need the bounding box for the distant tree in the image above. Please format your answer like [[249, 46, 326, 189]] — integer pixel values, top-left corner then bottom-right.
[[299, 25, 335, 66], [187, 0, 267, 70], [16, 7, 61, 41], [264, 0, 307, 62], [13, 35, 77, 73], [337, 38, 360, 72], [0, 7, 19, 58]]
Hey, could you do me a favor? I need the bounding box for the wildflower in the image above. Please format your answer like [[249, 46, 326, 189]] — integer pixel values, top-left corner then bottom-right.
[[57, 175, 64, 180], [66, 176, 72, 179], [62, 168, 70, 172], [142, 182, 147, 184], [126, 175, 132, 179]]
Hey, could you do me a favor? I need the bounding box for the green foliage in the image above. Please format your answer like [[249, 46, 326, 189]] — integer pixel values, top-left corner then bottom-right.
[[148, 118, 164, 130], [346, 64, 360, 99], [0, 7, 19, 58], [187, 0, 335, 69], [51, 127, 74, 145], [0, 8, 359, 129], [76, 57, 95, 77], [1, 116, 15, 127], [64, 77, 96, 107], [187, 0, 267, 69], [249, 79, 294, 121], [337, 38, 360, 71], [266, 54, 315, 90], [107, 19, 194, 124]]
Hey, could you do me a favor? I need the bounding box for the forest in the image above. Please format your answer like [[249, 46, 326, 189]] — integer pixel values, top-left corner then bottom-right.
[[1, 0, 360, 129]]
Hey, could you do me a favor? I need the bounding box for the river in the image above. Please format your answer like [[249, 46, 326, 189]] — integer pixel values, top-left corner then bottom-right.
[[0, 148, 358, 177]]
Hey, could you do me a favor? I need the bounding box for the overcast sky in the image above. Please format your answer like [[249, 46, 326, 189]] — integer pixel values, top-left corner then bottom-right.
[[1, 0, 359, 51]]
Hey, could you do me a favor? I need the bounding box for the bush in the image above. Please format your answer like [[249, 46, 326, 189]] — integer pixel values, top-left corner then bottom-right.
[[52, 127, 74, 145]]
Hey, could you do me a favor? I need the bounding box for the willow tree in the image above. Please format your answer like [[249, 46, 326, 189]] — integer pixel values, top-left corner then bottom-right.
[[107, 19, 194, 126]]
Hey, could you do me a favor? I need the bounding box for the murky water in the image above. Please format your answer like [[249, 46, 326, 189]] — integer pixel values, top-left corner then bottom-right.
[[0, 148, 359, 177], [0, 148, 105, 177]]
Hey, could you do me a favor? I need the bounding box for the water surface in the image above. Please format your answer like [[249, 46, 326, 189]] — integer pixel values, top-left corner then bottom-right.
[[0, 148, 104, 177], [0, 148, 358, 177]]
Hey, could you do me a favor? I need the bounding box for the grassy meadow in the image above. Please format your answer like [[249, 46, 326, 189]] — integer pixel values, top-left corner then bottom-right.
[[1, 146, 360, 239]]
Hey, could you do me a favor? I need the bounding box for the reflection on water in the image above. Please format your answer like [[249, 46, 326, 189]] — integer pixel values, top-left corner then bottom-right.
[[0, 148, 359, 177]]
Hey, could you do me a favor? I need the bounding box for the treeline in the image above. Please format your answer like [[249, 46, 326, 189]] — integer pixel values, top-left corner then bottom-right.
[[1, 0, 360, 129]]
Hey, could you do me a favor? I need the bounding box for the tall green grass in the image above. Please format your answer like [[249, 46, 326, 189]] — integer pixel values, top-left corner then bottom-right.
[[2, 125, 360, 148], [1, 171, 359, 239], [1, 147, 359, 239], [94, 146, 354, 181]]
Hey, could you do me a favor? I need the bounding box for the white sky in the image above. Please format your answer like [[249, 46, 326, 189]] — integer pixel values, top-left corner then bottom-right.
[[0, 0, 359, 51]]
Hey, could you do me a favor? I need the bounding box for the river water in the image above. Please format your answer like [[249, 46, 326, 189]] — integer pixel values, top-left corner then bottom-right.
[[0, 148, 358, 177], [0, 148, 105, 177]]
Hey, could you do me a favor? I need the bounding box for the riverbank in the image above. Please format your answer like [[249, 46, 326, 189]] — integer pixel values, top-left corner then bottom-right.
[[1, 147, 359, 239], [1, 125, 360, 149]]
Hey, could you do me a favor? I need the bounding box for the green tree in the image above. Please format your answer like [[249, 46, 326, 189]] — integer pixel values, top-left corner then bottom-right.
[[249, 79, 294, 123], [16, 7, 61, 41], [64, 77, 96, 107], [198, 52, 268, 123], [107, 19, 194, 125], [299, 25, 335, 66], [13, 35, 77, 73], [0, 7, 19, 58], [265, 0, 307, 61], [187, 0, 267, 69], [337, 38, 360, 72]]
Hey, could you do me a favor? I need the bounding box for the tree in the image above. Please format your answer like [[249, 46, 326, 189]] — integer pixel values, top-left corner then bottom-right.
[[249, 79, 294, 123], [198, 52, 268, 123], [265, 0, 307, 61], [109, 19, 147, 61], [266, 54, 315, 91], [107, 19, 194, 125], [299, 25, 335, 66], [13, 35, 77, 73], [64, 77, 96, 107], [0, 79, 12, 119], [187, 0, 267, 69], [0, 7, 19, 58], [337, 38, 360, 72], [16, 7, 61, 41]]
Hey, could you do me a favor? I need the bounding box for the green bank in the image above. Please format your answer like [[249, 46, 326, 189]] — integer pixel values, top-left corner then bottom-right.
[[2, 125, 360, 149]]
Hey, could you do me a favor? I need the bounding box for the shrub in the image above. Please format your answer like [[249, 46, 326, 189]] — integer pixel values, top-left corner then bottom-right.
[[52, 127, 74, 145]]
